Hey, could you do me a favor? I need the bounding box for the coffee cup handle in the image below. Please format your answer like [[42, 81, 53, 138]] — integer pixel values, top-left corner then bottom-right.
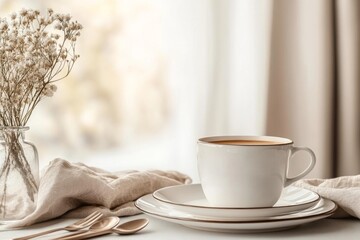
[[284, 146, 316, 187]]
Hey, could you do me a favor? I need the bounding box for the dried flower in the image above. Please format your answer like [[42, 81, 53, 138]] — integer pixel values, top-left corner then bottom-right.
[[0, 8, 82, 126]]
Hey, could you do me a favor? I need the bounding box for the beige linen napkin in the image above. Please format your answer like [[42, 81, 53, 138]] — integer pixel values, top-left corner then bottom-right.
[[6, 158, 191, 228], [293, 175, 360, 219]]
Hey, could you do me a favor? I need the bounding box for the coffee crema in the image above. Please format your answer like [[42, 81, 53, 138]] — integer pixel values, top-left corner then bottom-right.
[[209, 140, 284, 146]]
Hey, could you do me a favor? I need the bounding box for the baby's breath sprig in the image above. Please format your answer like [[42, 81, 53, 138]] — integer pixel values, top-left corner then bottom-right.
[[0, 8, 82, 126]]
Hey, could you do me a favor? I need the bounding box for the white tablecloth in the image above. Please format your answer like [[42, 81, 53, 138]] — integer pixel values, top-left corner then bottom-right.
[[1, 215, 359, 240]]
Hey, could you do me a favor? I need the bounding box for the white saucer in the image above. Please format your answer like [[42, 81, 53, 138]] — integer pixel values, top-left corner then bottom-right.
[[153, 184, 320, 219], [135, 195, 337, 233]]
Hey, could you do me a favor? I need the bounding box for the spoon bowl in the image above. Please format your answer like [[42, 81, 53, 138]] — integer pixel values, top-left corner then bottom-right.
[[112, 218, 149, 235], [90, 216, 120, 231]]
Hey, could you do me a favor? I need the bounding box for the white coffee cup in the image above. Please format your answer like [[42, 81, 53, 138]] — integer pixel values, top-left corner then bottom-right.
[[197, 136, 316, 207]]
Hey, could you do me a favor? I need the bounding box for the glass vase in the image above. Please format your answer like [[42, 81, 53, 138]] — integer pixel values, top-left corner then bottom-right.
[[0, 126, 39, 222]]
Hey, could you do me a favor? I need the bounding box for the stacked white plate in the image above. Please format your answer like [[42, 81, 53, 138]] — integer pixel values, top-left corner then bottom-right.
[[135, 184, 337, 233]]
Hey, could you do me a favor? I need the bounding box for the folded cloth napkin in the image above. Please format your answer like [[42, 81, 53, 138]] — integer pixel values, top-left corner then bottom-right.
[[5, 158, 191, 228], [293, 175, 360, 219]]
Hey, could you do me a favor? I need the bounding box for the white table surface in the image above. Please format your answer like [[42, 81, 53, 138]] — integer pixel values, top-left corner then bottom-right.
[[1, 215, 359, 240]]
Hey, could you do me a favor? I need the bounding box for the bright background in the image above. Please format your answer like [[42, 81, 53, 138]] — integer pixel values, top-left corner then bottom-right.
[[0, 0, 272, 181]]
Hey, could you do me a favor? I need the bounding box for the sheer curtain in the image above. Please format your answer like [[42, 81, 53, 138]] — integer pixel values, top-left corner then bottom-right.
[[203, 0, 272, 136]]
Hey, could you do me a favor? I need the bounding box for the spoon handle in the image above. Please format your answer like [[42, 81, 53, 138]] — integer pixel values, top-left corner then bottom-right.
[[13, 227, 65, 240], [50, 230, 112, 240], [49, 230, 88, 240]]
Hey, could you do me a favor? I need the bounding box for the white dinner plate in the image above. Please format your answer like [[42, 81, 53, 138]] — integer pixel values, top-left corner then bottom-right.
[[153, 184, 320, 219], [135, 195, 337, 233]]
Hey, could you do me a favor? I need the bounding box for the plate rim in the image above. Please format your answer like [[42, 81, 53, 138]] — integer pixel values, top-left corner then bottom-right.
[[135, 195, 337, 224], [146, 212, 335, 233], [153, 184, 321, 210], [146, 210, 334, 226]]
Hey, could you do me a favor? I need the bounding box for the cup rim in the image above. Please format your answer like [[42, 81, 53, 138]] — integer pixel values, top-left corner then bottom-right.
[[198, 135, 293, 146]]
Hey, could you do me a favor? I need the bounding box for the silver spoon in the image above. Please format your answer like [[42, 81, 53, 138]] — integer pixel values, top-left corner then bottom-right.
[[54, 218, 149, 240], [112, 218, 149, 235]]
